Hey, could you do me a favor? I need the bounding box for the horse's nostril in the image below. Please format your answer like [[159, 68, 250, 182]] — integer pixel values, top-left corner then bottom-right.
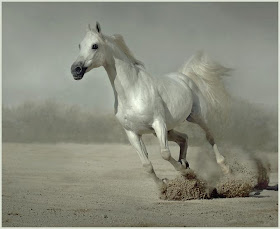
[[75, 66, 82, 74]]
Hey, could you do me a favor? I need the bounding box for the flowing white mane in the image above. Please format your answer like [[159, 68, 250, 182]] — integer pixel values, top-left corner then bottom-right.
[[105, 34, 144, 67]]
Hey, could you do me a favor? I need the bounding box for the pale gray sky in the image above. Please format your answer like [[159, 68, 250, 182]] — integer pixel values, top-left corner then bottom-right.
[[2, 2, 278, 111]]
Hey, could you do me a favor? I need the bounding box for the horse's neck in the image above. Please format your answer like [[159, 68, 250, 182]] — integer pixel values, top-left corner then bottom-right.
[[104, 53, 140, 111]]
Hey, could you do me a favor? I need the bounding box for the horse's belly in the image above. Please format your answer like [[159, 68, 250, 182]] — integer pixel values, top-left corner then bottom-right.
[[165, 101, 192, 130], [160, 82, 193, 129]]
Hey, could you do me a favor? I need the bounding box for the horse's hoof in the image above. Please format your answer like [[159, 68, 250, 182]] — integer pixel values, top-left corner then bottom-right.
[[179, 168, 189, 176], [221, 164, 231, 175], [157, 179, 168, 191], [178, 159, 189, 169]]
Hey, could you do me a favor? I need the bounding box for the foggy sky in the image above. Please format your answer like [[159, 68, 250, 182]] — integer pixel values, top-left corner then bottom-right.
[[2, 2, 278, 111]]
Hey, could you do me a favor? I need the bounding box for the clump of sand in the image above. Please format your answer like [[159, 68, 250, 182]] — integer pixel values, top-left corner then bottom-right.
[[159, 170, 255, 200], [214, 147, 271, 196], [216, 177, 254, 198], [214, 156, 270, 198], [160, 169, 212, 201]]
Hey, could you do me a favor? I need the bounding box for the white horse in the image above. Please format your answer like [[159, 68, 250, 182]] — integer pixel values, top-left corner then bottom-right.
[[71, 22, 231, 188]]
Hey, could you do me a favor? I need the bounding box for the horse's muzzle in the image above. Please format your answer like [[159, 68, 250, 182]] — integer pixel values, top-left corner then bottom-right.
[[71, 63, 87, 80]]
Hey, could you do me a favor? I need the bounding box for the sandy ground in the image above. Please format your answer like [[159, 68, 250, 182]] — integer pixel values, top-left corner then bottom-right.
[[2, 143, 278, 227]]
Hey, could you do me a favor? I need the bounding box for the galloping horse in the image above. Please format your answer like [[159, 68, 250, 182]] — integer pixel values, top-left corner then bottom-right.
[[71, 22, 231, 188]]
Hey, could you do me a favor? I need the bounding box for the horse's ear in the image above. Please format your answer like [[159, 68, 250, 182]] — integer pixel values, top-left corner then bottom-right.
[[96, 21, 101, 33], [87, 24, 92, 32]]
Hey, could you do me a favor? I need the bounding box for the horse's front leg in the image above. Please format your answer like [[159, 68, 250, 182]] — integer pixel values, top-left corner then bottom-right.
[[152, 119, 188, 175], [125, 130, 165, 188]]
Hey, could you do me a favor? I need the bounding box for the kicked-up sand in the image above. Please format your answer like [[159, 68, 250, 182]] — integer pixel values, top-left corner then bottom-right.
[[161, 146, 273, 200], [2, 143, 278, 227]]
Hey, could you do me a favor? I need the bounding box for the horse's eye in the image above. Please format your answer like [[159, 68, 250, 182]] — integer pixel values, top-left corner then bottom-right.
[[78, 44, 81, 49], [92, 44, 98, 50]]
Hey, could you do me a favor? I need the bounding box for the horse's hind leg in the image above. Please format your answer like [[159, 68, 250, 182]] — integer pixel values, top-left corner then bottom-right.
[[187, 115, 231, 174], [167, 130, 189, 168]]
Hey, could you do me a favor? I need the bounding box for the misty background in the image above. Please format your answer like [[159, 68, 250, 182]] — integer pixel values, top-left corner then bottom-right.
[[2, 2, 278, 151]]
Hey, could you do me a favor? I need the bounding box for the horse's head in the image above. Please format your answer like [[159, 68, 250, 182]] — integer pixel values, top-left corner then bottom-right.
[[71, 22, 106, 80]]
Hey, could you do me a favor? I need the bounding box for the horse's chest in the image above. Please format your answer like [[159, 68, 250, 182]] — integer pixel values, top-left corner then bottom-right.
[[115, 103, 153, 134]]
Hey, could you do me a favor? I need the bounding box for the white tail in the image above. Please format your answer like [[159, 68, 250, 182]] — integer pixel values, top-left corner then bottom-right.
[[178, 51, 231, 119]]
